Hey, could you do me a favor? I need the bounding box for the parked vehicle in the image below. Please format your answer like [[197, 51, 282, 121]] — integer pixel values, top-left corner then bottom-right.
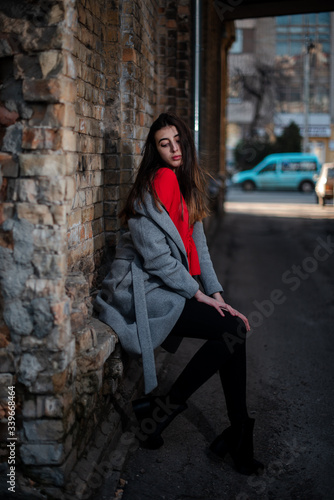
[[315, 163, 334, 205], [231, 153, 321, 192]]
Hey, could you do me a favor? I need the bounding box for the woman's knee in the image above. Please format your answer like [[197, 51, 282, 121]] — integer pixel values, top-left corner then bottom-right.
[[221, 313, 247, 338], [234, 316, 247, 339], [220, 315, 247, 354]]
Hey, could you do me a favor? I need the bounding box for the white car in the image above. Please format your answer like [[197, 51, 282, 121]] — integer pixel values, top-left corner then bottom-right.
[[315, 163, 334, 206]]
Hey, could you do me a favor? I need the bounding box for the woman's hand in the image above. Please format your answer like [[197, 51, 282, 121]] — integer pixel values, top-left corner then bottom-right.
[[210, 292, 251, 332], [194, 290, 227, 317]]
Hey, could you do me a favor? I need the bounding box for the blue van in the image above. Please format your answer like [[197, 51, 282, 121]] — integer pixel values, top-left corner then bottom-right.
[[231, 153, 321, 192]]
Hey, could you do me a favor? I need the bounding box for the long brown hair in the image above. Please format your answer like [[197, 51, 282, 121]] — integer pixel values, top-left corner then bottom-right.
[[120, 113, 210, 225]]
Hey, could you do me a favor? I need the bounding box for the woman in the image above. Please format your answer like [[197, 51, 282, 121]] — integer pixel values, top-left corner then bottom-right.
[[95, 113, 264, 475]]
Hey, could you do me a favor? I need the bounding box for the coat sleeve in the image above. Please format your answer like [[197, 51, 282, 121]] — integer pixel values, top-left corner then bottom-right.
[[128, 215, 199, 299], [192, 221, 224, 295]]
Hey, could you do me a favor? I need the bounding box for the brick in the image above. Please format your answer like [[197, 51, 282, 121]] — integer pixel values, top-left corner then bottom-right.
[[22, 395, 64, 419], [22, 127, 60, 150], [93, 232, 105, 251], [67, 239, 94, 269], [38, 51, 63, 79], [33, 226, 66, 252], [103, 201, 118, 217], [92, 218, 103, 235], [0, 105, 19, 127], [61, 104, 77, 128], [93, 171, 103, 186], [14, 54, 42, 79], [0, 203, 15, 224], [92, 187, 103, 203], [104, 186, 119, 201], [48, 3, 65, 25], [20, 443, 65, 466], [51, 205, 67, 225], [70, 309, 87, 332], [103, 218, 117, 232], [77, 333, 116, 373], [85, 188, 93, 206], [65, 272, 89, 305], [19, 153, 77, 177], [65, 177, 76, 200], [39, 178, 66, 203], [0, 177, 8, 203], [20, 154, 62, 176], [22, 78, 76, 104], [76, 326, 97, 353], [51, 300, 71, 326], [84, 222, 93, 239], [82, 206, 94, 223], [0, 224, 14, 249], [77, 2, 87, 24], [0, 153, 19, 177], [105, 10, 119, 25], [29, 103, 76, 128], [20, 26, 63, 52], [67, 226, 79, 247], [25, 278, 64, 300], [0, 350, 14, 373], [94, 202, 103, 219], [67, 209, 81, 228], [60, 129, 77, 151], [123, 47, 137, 63], [0, 374, 14, 398], [0, 325, 10, 348], [0, 35, 18, 57], [17, 179, 38, 203], [104, 170, 118, 185], [23, 419, 65, 442], [17, 203, 53, 225], [31, 252, 67, 278]]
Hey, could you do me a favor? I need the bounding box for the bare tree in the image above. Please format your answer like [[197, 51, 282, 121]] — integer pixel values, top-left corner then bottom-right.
[[234, 62, 278, 138]]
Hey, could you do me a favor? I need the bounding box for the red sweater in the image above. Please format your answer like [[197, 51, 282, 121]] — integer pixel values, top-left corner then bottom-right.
[[153, 168, 201, 276]]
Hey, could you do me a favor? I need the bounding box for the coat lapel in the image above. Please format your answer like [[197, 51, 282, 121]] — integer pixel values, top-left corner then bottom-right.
[[136, 193, 189, 266]]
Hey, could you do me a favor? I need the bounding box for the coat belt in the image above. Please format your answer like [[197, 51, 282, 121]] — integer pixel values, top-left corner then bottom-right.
[[131, 256, 158, 394]]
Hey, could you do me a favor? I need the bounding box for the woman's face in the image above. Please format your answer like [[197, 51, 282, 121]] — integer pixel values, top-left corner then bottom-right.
[[154, 125, 182, 169]]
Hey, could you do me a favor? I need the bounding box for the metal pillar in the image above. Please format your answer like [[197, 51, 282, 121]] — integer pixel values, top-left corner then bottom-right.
[[303, 38, 314, 152]]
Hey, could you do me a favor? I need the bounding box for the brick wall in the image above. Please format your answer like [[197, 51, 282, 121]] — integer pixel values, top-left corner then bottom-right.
[[156, 0, 193, 124], [0, 0, 197, 497], [108, 0, 158, 251], [0, 1, 85, 494], [67, 0, 109, 291]]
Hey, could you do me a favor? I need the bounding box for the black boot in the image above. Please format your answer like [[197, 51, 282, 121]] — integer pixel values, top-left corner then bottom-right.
[[132, 395, 188, 450], [210, 418, 264, 475]]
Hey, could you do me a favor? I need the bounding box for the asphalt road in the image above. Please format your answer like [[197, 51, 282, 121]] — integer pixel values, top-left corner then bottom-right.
[[108, 190, 334, 500]]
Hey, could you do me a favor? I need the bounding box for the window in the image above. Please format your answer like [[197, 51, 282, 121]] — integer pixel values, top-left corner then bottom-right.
[[318, 13, 330, 24], [282, 161, 317, 172], [275, 12, 331, 114], [259, 163, 277, 174], [277, 16, 289, 25], [230, 29, 243, 54], [326, 168, 334, 179], [230, 28, 255, 54]]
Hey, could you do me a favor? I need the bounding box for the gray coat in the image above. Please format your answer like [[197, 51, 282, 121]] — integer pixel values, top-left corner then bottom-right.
[[95, 193, 223, 393]]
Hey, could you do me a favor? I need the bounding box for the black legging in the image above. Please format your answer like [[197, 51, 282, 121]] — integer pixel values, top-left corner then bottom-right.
[[167, 298, 249, 423]]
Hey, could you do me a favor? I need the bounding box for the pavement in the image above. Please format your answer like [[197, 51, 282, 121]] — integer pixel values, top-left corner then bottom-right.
[[92, 190, 334, 500]]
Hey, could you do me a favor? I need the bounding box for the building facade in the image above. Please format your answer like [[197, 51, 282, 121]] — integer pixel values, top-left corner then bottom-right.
[[227, 12, 334, 169]]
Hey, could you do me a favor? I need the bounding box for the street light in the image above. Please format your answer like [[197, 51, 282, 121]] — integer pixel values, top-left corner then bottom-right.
[[303, 35, 315, 153]]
